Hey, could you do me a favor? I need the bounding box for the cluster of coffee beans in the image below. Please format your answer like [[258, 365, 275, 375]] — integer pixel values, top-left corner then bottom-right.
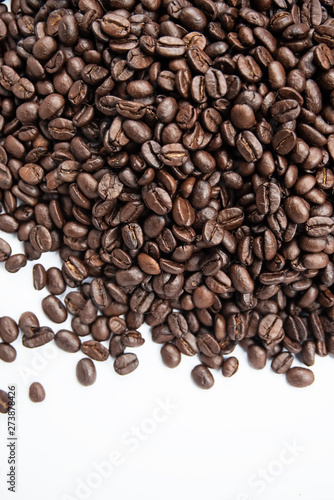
[[0, 0, 334, 403]]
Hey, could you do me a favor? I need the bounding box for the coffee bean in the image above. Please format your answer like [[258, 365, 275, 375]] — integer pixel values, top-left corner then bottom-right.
[[76, 358, 97, 386], [22, 326, 54, 348], [55, 330, 81, 353], [286, 367, 315, 388], [258, 314, 284, 346], [222, 357, 239, 378], [0, 343, 17, 363], [191, 364, 214, 389], [161, 343, 181, 368], [248, 345, 267, 370], [81, 340, 109, 361], [29, 382, 45, 403], [114, 353, 139, 375], [32, 263, 47, 291], [0, 238, 11, 262], [0, 317, 19, 344], [121, 330, 145, 348], [18, 312, 39, 338], [42, 296, 68, 324], [0, 390, 9, 414]]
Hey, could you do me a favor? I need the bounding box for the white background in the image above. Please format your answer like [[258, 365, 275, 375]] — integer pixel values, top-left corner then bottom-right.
[[1, 0, 334, 495]]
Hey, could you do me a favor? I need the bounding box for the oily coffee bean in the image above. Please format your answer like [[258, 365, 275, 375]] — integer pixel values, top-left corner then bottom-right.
[[29, 382, 45, 403]]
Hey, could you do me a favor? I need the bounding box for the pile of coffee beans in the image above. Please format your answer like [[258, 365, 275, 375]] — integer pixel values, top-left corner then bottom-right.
[[0, 0, 334, 401]]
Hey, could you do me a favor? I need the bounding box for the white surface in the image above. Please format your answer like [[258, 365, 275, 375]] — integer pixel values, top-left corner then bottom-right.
[[0, 231, 333, 500]]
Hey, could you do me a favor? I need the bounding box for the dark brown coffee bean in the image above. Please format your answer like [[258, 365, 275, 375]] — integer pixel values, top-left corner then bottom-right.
[[222, 357, 239, 377], [0, 343, 17, 363], [55, 330, 81, 353], [18, 312, 39, 338], [22, 326, 54, 348], [0, 316, 19, 344], [271, 352, 294, 374], [114, 353, 139, 375], [258, 314, 284, 346], [161, 343, 181, 368], [81, 340, 109, 361], [29, 382, 45, 403], [0, 390, 9, 414], [191, 364, 214, 389], [121, 330, 145, 348], [286, 367, 315, 388], [42, 296, 68, 324], [0, 238, 11, 262], [76, 358, 97, 386]]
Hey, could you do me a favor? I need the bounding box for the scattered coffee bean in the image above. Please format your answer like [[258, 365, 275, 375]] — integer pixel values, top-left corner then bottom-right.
[[29, 382, 45, 403], [114, 353, 139, 375], [286, 367, 315, 388], [191, 365, 215, 390], [0, 390, 9, 414], [76, 358, 97, 386]]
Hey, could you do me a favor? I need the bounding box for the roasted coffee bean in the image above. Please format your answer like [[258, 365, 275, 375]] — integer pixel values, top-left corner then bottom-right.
[[258, 314, 283, 346], [271, 352, 294, 374], [0, 317, 19, 344], [29, 382, 45, 403], [42, 296, 68, 324], [114, 353, 139, 375], [197, 333, 220, 357], [45, 267, 66, 296], [121, 330, 145, 348], [191, 364, 214, 389], [0, 343, 17, 363], [0, 390, 9, 414], [161, 343, 181, 368], [18, 312, 39, 338], [167, 312, 188, 338], [81, 340, 109, 361], [286, 367, 315, 388], [76, 358, 97, 386], [222, 357, 239, 378], [55, 330, 81, 353], [22, 326, 54, 348], [248, 345, 267, 370], [0, 238, 11, 262]]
